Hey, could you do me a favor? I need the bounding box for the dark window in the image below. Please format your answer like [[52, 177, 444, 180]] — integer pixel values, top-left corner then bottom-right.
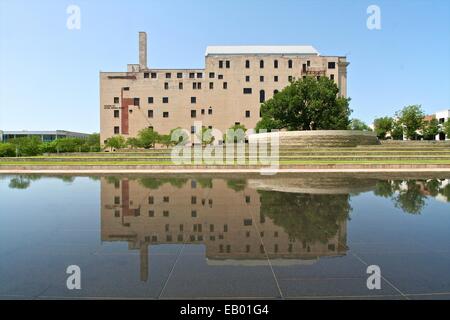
[[151, 72, 157, 78], [330, 74, 335, 80], [114, 97, 119, 104], [274, 75, 278, 82], [191, 126, 196, 134], [133, 97, 140, 106], [163, 111, 169, 118], [328, 62, 336, 69], [148, 196, 154, 204], [223, 82, 228, 89], [245, 75, 250, 82], [225, 61, 230, 68], [114, 126, 120, 134], [165, 72, 171, 78], [179, 82, 183, 89], [307, 60, 310, 67], [274, 89, 279, 95], [197, 72, 203, 78], [209, 72, 215, 78], [260, 60, 264, 68], [218, 74, 223, 79], [274, 60, 278, 68], [162, 97, 168, 103], [114, 110, 119, 118], [259, 90, 265, 103], [260, 76, 264, 82], [245, 60, 250, 68], [191, 97, 196, 104], [148, 97, 153, 104], [144, 72, 149, 78], [243, 219, 252, 226], [219, 60, 223, 68], [208, 108, 212, 115], [114, 196, 120, 204], [243, 88, 252, 94], [302, 63, 307, 72], [189, 72, 195, 79], [288, 76, 293, 82], [163, 196, 169, 202], [148, 110, 153, 118], [197, 82, 202, 89], [288, 59, 293, 68], [245, 110, 250, 118], [201, 109, 205, 115], [177, 72, 183, 78], [209, 82, 214, 89], [193, 82, 197, 89], [123, 87, 129, 91], [164, 82, 169, 89], [191, 110, 196, 118]]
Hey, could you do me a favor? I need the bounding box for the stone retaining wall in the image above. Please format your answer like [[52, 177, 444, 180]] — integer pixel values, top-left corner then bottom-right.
[[249, 130, 380, 147]]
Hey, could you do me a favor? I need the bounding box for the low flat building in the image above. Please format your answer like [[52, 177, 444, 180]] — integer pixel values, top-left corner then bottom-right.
[[100, 32, 349, 144], [435, 109, 450, 140], [0, 130, 90, 142]]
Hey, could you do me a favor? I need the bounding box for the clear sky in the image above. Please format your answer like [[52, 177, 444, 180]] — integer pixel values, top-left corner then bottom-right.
[[0, 0, 449, 133]]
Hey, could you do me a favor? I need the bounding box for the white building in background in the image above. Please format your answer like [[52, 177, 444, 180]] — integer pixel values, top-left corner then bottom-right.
[[435, 109, 450, 140]]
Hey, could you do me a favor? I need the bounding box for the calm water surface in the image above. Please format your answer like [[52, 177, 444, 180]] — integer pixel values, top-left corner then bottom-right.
[[0, 174, 449, 299]]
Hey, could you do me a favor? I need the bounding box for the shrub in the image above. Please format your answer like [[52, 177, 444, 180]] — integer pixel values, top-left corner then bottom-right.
[[0, 143, 16, 157]]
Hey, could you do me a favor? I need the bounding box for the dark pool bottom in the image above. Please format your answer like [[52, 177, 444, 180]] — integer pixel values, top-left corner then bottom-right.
[[0, 173, 449, 300]]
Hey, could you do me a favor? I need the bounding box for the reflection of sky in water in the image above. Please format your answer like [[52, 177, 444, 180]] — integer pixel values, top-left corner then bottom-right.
[[0, 175, 449, 299]]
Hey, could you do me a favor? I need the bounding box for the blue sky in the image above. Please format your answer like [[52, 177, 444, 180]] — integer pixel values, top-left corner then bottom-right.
[[0, 0, 449, 133]]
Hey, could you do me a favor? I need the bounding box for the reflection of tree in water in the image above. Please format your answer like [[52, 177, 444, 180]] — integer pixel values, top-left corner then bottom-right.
[[138, 177, 188, 189], [258, 191, 351, 244], [7, 175, 77, 190], [227, 179, 247, 192], [374, 179, 450, 215]]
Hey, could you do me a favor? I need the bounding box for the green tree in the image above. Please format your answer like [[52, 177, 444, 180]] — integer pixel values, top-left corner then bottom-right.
[[256, 76, 352, 131], [170, 127, 190, 146], [85, 133, 100, 152], [0, 143, 16, 157], [348, 118, 372, 131], [157, 134, 174, 148], [105, 135, 126, 150], [443, 120, 450, 139], [421, 118, 439, 140], [137, 128, 160, 149], [126, 137, 142, 149], [395, 105, 424, 140], [224, 124, 247, 143], [9, 136, 42, 156], [391, 121, 404, 140], [196, 127, 215, 146], [373, 117, 393, 139]]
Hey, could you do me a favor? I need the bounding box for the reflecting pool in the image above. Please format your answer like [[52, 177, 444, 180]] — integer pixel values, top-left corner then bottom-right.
[[1, 174, 450, 299]]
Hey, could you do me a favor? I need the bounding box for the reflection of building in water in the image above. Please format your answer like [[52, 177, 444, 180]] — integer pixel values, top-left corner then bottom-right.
[[101, 177, 348, 281]]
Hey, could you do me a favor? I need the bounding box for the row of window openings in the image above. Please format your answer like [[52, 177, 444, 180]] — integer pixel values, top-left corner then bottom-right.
[[161, 82, 227, 90], [239, 60, 336, 70], [115, 75, 334, 105], [144, 72, 225, 79]]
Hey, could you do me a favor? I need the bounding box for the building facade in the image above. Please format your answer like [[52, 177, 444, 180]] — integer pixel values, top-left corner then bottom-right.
[[100, 32, 349, 144], [0, 130, 90, 142]]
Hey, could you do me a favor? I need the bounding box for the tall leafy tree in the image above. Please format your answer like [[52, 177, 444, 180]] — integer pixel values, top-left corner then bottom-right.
[[105, 135, 126, 150], [395, 105, 424, 140], [256, 76, 352, 131], [421, 118, 439, 140], [348, 118, 372, 131], [373, 117, 393, 139], [443, 120, 450, 139]]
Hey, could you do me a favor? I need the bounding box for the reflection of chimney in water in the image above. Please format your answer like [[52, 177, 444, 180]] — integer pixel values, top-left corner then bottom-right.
[[140, 243, 149, 282]]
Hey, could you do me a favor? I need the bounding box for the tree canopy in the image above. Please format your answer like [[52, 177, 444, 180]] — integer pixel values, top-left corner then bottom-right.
[[256, 76, 352, 132], [373, 117, 393, 139], [395, 105, 424, 140]]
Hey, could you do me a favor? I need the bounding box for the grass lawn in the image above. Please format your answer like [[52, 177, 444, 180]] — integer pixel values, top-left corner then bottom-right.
[[1, 159, 450, 166]]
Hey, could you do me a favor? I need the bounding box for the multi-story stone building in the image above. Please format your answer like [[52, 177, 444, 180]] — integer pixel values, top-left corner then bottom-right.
[[100, 32, 349, 144]]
